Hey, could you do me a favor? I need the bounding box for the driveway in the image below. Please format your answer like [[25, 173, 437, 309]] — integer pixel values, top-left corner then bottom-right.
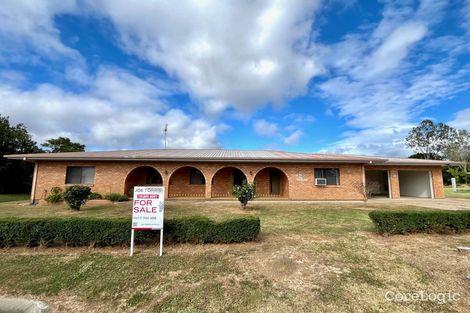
[[367, 197, 470, 210]]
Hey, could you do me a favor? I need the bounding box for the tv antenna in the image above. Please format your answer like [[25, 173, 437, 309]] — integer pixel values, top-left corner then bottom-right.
[[163, 124, 168, 149]]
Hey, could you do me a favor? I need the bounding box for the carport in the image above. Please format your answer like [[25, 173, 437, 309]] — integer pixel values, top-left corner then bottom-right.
[[398, 170, 433, 198], [365, 170, 390, 198]]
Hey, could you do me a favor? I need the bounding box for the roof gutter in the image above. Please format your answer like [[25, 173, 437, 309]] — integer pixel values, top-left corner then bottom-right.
[[5, 156, 378, 164]]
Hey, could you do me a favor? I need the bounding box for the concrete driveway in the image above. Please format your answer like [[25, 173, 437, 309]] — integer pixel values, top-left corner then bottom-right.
[[368, 197, 470, 210]]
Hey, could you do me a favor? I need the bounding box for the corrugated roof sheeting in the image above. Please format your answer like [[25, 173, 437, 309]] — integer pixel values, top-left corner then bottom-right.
[[4, 148, 463, 166]]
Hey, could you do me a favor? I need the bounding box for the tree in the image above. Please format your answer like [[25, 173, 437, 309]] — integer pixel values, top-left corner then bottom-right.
[[445, 129, 470, 185], [445, 129, 470, 163], [232, 180, 256, 209], [0, 115, 41, 193], [42, 136, 85, 152], [405, 120, 458, 160], [408, 153, 443, 160]]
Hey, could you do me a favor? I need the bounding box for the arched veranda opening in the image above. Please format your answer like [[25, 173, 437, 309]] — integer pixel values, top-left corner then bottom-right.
[[254, 167, 289, 198], [124, 166, 163, 196], [168, 166, 206, 198], [211, 167, 247, 198]]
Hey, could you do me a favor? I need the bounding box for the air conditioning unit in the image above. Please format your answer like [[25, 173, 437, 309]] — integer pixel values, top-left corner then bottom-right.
[[315, 178, 327, 186]]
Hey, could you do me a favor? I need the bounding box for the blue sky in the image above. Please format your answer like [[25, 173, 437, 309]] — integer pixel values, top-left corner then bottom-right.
[[0, 0, 469, 156]]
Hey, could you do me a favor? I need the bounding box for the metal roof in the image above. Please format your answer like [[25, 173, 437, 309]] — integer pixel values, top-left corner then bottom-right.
[[3, 148, 463, 166]]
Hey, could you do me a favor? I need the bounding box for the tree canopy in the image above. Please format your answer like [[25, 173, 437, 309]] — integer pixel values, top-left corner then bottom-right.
[[406, 119, 470, 185], [42, 136, 85, 153], [405, 119, 459, 160], [0, 115, 41, 193]]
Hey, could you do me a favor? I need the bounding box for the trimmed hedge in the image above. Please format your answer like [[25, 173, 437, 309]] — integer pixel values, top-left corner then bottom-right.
[[369, 210, 470, 235], [105, 193, 129, 202], [0, 216, 260, 247]]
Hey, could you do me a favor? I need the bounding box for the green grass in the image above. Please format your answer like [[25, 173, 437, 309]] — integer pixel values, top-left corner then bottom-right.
[[0, 193, 29, 203], [444, 185, 470, 198], [0, 201, 468, 312]]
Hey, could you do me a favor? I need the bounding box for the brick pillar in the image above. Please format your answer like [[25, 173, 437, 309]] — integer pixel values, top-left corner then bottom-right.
[[389, 169, 400, 198], [163, 178, 169, 199], [431, 167, 444, 198], [246, 168, 255, 184], [162, 168, 170, 199], [205, 171, 213, 199]]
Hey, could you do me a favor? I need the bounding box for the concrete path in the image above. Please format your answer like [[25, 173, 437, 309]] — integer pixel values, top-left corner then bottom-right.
[[168, 197, 470, 210]]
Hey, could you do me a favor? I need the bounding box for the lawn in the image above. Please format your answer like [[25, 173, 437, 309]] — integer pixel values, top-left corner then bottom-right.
[[0, 200, 468, 312], [445, 185, 470, 199], [0, 193, 29, 203]]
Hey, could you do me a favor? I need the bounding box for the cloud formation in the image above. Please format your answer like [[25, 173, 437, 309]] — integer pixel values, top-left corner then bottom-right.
[[253, 119, 279, 137], [317, 0, 470, 156], [0, 67, 220, 149], [0, 1, 468, 155], [93, 0, 323, 114]]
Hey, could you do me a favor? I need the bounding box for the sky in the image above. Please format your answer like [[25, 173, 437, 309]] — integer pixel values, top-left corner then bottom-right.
[[0, 0, 469, 156]]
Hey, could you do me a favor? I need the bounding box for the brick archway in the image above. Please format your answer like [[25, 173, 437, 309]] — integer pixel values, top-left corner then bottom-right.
[[211, 166, 248, 198], [168, 166, 207, 198], [253, 167, 289, 198], [124, 166, 163, 196]]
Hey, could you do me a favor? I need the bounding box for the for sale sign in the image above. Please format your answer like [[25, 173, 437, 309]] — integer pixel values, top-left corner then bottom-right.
[[132, 186, 164, 230]]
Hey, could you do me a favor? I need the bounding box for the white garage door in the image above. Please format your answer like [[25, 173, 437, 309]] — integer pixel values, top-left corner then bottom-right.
[[398, 171, 433, 198]]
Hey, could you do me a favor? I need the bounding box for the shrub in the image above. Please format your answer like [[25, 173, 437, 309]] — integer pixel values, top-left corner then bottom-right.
[[88, 192, 103, 200], [63, 185, 91, 210], [0, 216, 260, 247], [232, 180, 256, 209], [105, 193, 129, 202], [46, 187, 63, 203], [369, 210, 470, 235]]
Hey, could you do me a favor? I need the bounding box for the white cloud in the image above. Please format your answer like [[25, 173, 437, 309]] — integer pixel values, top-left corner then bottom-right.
[[92, 0, 323, 114], [0, 67, 220, 149], [0, 1, 81, 62], [283, 130, 303, 145], [284, 113, 316, 124], [449, 108, 470, 130], [253, 119, 279, 137], [364, 22, 427, 77]]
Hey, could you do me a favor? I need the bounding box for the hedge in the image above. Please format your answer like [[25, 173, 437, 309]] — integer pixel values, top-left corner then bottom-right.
[[369, 210, 470, 235], [0, 216, 260, 247]]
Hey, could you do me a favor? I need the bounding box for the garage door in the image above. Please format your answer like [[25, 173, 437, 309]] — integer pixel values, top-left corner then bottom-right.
[[398, 171, 433, 198]]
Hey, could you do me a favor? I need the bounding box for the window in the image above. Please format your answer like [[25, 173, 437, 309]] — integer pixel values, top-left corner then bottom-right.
[[66, 166, 96, 184], [189, 169, 205, 185], [314, 168, 340, 185]]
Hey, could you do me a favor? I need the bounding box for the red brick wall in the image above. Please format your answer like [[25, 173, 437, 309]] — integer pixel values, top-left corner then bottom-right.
[[168, 167, 205, 197], [212, 167, 235, 197], [31, 160, 445, 202]]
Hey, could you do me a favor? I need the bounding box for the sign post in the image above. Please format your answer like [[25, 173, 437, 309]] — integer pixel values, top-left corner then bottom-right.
[[130, 186, 164, 256]]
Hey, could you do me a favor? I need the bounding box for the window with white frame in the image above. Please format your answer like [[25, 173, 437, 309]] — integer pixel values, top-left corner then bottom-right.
[[314, 168, 340, 185], [66, 166, 96, 184]]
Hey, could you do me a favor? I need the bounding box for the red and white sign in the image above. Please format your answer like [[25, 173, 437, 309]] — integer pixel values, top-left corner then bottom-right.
[[130, 186, 165, 257], [132, 186, 164, 230]]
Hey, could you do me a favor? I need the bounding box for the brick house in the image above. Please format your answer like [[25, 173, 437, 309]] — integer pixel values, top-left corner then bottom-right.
[[5, 149, 459, 203]]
